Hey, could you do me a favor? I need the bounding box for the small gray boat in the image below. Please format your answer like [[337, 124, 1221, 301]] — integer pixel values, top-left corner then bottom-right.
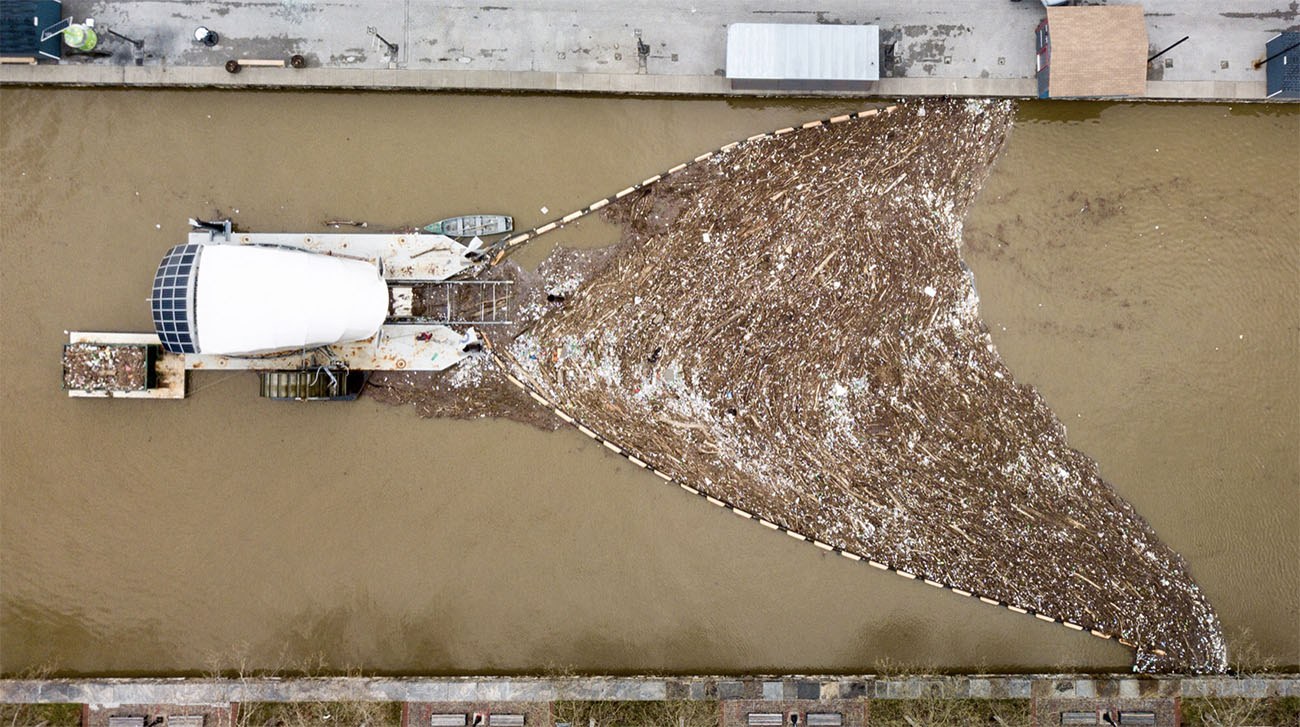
[[423, 214, 513, 238]]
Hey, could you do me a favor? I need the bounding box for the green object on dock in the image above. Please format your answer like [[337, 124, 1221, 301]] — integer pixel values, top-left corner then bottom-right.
[[63, 25, 97, 52]]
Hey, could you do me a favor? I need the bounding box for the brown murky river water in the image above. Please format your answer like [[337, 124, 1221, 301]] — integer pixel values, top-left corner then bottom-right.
[[0, 90, 1295, 675]]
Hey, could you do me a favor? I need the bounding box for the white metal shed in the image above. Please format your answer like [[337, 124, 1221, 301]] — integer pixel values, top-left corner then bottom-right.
[[726, 23, 879, 89]]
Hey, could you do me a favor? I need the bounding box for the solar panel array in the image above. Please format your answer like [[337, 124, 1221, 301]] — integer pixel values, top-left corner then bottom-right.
[[150, 244, 202, 353]]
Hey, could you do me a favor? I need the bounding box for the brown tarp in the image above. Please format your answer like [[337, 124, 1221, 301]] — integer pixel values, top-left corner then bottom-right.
[[1046, 5, 1148, 97]]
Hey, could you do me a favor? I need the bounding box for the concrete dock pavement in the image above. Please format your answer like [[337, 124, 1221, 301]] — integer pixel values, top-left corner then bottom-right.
[[0, 1, 1295, 99], [4, 674, 1299, 727]]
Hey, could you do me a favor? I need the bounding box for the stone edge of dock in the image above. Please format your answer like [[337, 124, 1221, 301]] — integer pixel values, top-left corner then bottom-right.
[[0, 64, 1274, 101], [3, 674, 1298, 704]]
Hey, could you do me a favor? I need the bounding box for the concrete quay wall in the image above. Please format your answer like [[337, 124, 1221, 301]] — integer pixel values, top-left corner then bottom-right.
[[0, 0, 1290, 101], [0, 63, 1268, 100], [1, 64, 1043, 98], [0, 63, 1271, 101], [4, 674, 1299, 705]]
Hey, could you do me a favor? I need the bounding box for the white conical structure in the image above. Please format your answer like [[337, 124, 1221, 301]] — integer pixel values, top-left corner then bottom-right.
[[150, 243, 388, 356]]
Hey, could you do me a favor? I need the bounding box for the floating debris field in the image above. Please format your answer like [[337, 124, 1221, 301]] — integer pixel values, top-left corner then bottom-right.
[[377, 100, 1227, 673]]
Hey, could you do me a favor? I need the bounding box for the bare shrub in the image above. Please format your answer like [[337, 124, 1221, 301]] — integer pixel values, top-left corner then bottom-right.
[[551, 700, 719, 727]]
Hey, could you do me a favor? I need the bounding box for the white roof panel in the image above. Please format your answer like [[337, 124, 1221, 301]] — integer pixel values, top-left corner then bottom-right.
[[193, 245, 388, 356], [726, 23, 879, 81]]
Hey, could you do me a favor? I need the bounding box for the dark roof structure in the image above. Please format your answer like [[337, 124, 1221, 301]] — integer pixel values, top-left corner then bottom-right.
[[0, 0, 63, 60], [1265, 32, 1300, 99]]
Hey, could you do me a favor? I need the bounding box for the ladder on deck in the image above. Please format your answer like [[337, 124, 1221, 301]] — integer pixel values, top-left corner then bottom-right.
[[258, 368, 357, 400], [388, 279, 513, 325]]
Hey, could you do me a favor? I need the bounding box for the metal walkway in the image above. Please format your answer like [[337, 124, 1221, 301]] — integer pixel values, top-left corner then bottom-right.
[[388, 279, 513, 326]]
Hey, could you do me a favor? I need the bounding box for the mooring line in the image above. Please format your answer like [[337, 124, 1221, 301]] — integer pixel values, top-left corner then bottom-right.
[[491, 106, 898, 264]]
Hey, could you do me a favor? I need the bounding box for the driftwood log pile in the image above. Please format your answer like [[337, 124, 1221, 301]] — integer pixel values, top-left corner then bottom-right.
[[375, 100, 1226, 673]]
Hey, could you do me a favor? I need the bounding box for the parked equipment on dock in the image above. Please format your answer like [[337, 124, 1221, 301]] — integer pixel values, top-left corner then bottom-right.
[[422, 214, 513, 238], [62, 333, 187, 399]]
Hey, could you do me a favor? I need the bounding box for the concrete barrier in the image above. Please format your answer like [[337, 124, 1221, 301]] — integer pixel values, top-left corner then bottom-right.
[[2, 675, 1297, 704]]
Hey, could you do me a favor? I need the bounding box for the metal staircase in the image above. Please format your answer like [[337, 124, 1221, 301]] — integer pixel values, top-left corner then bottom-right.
[[258, 367, 364, 401], [387, 279, 514, 325]]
